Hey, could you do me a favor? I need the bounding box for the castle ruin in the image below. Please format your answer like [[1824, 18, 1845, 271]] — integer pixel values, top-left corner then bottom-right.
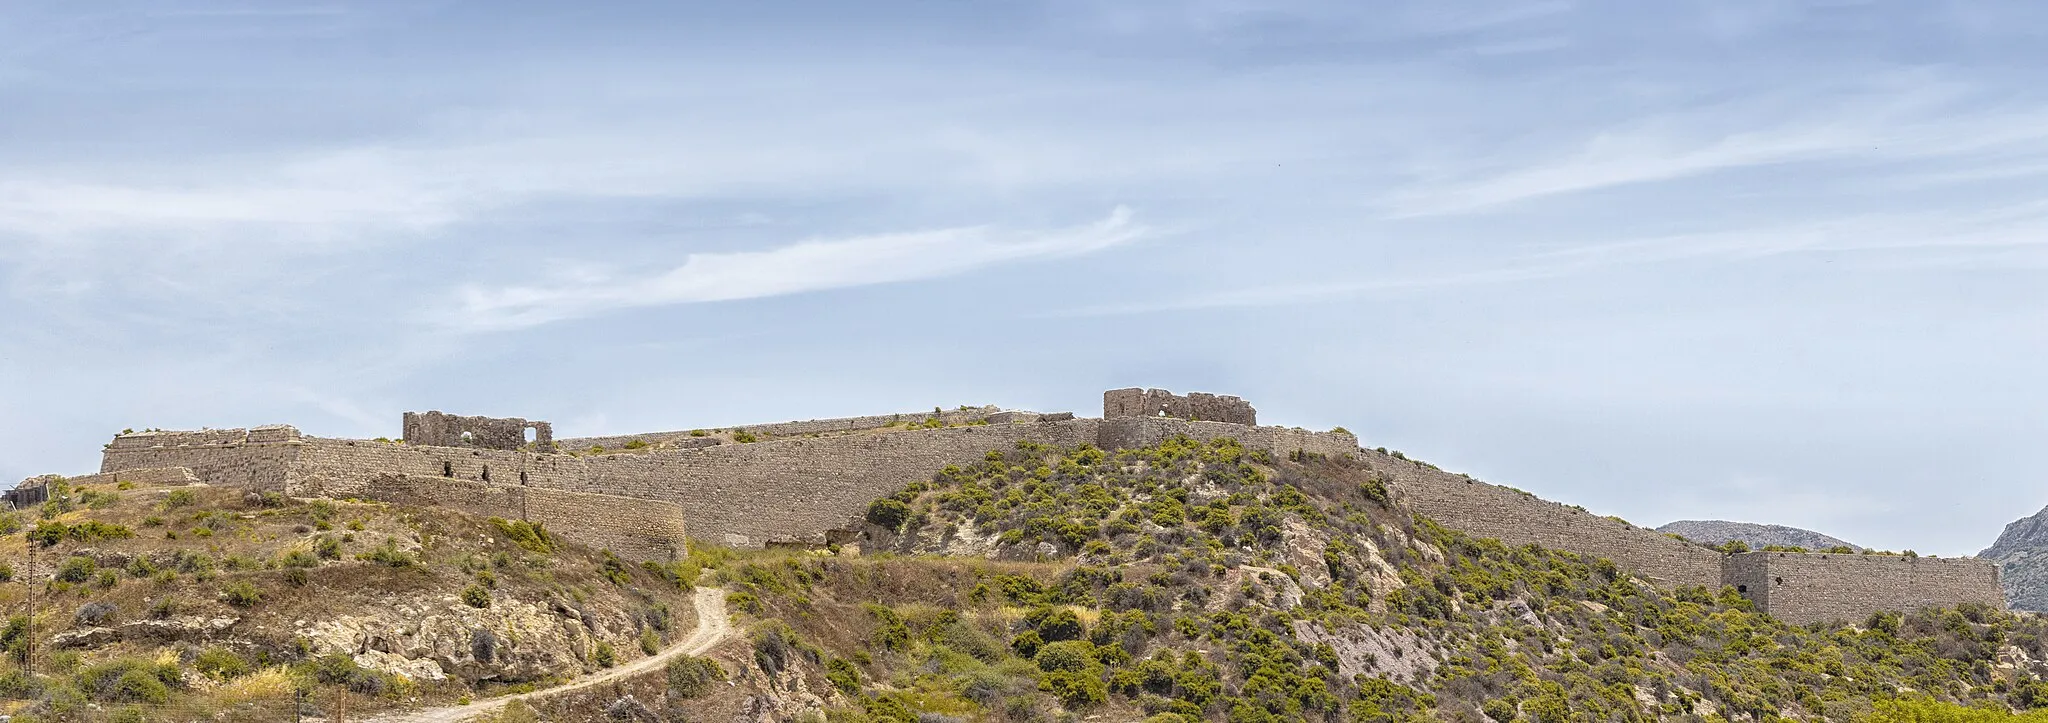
[[31, 387, 2002, 625]]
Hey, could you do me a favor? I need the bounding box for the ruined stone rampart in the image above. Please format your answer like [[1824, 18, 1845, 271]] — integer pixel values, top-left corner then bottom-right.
[[59, 467, 201, 489], [1368, 447, 2003, 621], [403, 412, 551, 450], [1366, 449, 1726, 589], [1723, 551, 2005, 625], [289, 438, 583, 498], [554, 405, 1003, 450], [100, 427, 306, 491], [1097, 418, 1358, 459], [357, 474, 688, 562], [1104, 388, 1255, 425]]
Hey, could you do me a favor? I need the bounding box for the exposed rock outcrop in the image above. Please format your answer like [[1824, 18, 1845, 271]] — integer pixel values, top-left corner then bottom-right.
[[1981, 504, 2048, 611]]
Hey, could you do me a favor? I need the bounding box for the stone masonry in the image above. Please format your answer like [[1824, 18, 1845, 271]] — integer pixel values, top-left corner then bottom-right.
[[78, 388, 1999, 625], [402, 411, 551, 451], [358, 473, 689, 562], [1103, 388, 1257, 425], [1371, 447, 2004, 623]]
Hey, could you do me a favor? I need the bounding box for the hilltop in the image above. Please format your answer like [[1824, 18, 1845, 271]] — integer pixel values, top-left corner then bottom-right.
[[1656, 521, 1863, 553]]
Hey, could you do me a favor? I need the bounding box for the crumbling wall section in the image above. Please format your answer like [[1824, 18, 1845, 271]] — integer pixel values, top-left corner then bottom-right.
[[1103, 388, 1256, 425], [1728, 552, 2005, 625], [402, 411, 552, 450], [1095, 417, 1358, 459], [357, 473, 687, 562], [290, 438, 587, 497], [1369, 449, 1726, 590], [554, 405, 1004, 450], [50, 467, 201, 489], [99, 427, 306, 491]]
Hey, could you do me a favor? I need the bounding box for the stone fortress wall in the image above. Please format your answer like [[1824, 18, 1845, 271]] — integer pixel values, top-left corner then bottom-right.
[[553, 406, 1004, 452], [78, 387, 2000, 624], [1722, 550, 2005, 625], [354, 474, 689, 563], [1365, 448, 1728, 590], [1366, 448, 2005, 623]]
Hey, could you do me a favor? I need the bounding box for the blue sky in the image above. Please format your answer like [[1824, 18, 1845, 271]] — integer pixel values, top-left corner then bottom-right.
[[4, 1, 2046, 556]]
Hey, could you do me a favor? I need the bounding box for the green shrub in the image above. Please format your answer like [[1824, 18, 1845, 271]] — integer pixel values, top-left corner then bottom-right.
[[461, 584, 492, 608], [666, 655, 726, 698], [1034, 640, 1100, 673], [865, 498, 911, 531], [356, 540, 420, 568], [164, 489, 197, 508], [825, 657, 862, 694], [733, 430, 758, 443], [489, 518, 555, 554], [593, 642, 616, 668], [75, 657, 180, 703], [56, 556, 97, 583], [600, 550, 631, 586], [194, 648, 251, 680], [221, 580, 262, 608]]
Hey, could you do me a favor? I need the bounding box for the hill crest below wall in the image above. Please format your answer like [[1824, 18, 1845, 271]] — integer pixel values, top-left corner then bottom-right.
[[1657, 520, 1863, 552]]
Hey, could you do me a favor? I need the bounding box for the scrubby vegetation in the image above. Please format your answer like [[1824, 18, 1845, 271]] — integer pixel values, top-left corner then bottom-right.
[[694, 438, 2048, 722], [0, 479, 701, 720]]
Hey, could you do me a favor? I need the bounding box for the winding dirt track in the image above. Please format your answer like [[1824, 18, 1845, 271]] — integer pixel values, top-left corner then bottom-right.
[[365, 586, 730, 723]]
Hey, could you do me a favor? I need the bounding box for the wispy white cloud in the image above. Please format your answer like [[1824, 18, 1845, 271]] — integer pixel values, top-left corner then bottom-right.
[[1384, 81, 2048, 217], [1068, 199, 2048, 316], [449, 207, 1147, 331]]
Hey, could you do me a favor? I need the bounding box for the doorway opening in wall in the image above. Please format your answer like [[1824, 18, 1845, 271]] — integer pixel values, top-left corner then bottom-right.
[[525, 428, 537, 444], [481, 465, 490, 482], [442, 461, 453, 477], [519, 470, 528, 485]]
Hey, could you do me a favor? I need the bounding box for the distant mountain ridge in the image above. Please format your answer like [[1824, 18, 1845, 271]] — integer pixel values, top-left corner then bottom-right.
[[1656, 519, 1862, 551], [1980, 504, 2048, 612]]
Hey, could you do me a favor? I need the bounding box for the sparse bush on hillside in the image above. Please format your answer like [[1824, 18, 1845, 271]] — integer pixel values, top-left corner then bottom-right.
[[461, 584, 492, 608], [163, 489, 197, 509], [666, 655, 726, 699], [866, 498, 912, 532], [490, 518, 555, 554], [220, 581, 262, 608], [56, 556, 97, 583], [356, 540, 420, 568]]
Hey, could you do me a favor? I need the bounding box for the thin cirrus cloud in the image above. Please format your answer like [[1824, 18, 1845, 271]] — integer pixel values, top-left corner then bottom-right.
[[449, 206, 1145, 331], [1382, 83, 2048, 218]]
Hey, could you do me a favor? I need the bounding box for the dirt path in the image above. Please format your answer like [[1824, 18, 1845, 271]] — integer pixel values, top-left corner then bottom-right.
[[365, 586, 730, 723]]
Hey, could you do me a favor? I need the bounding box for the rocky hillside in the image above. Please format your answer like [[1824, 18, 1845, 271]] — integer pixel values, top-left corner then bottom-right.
[[1982, 504, 2048, 612], [0, 477, 704, 721], [1655, 519, 1861, 552], [586, 437, 2048, 723]]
